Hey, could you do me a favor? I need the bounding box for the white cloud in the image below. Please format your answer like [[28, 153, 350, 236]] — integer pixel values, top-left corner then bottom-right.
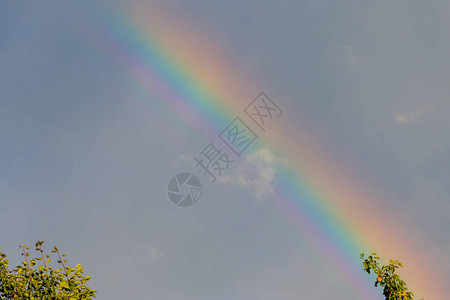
[[130, 246, 166, 262], [169, 153, 194, 168], [340, 46, 368, 66], [178, 153, 193, 163], [395, 104, 437, 124], [218, 148, 288, 202]]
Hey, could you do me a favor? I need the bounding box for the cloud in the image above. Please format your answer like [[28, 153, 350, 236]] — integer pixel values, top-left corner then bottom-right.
[[178, 153, 192, 162], [340, 46, 368, 66], [130, 246, 166, 262], [218, 148, 288, 202], [174, 148, 288, 202], [395, 104, 437, 124]]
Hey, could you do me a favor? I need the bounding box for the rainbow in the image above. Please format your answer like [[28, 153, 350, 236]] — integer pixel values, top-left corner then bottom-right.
[[90, 2, 447, 299]]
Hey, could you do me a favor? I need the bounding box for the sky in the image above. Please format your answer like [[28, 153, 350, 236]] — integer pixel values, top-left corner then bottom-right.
[[1, 1, 449, 299]]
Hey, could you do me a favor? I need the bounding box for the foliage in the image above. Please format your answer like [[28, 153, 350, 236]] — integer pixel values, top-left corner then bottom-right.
[[0, 241, 96, 299], [360, 252, 414, 300]]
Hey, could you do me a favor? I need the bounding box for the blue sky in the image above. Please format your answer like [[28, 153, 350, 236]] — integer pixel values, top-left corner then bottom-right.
[[1, 1, 449, 299]]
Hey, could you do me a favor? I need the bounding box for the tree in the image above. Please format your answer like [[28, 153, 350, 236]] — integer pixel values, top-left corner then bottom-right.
[[360, 252, 414, 300], [0, 241, 96, 299]]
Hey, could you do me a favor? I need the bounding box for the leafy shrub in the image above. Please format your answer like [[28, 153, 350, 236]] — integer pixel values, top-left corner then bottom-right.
[[361, 252, 413, 300], [0, 241, 96, 299]]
